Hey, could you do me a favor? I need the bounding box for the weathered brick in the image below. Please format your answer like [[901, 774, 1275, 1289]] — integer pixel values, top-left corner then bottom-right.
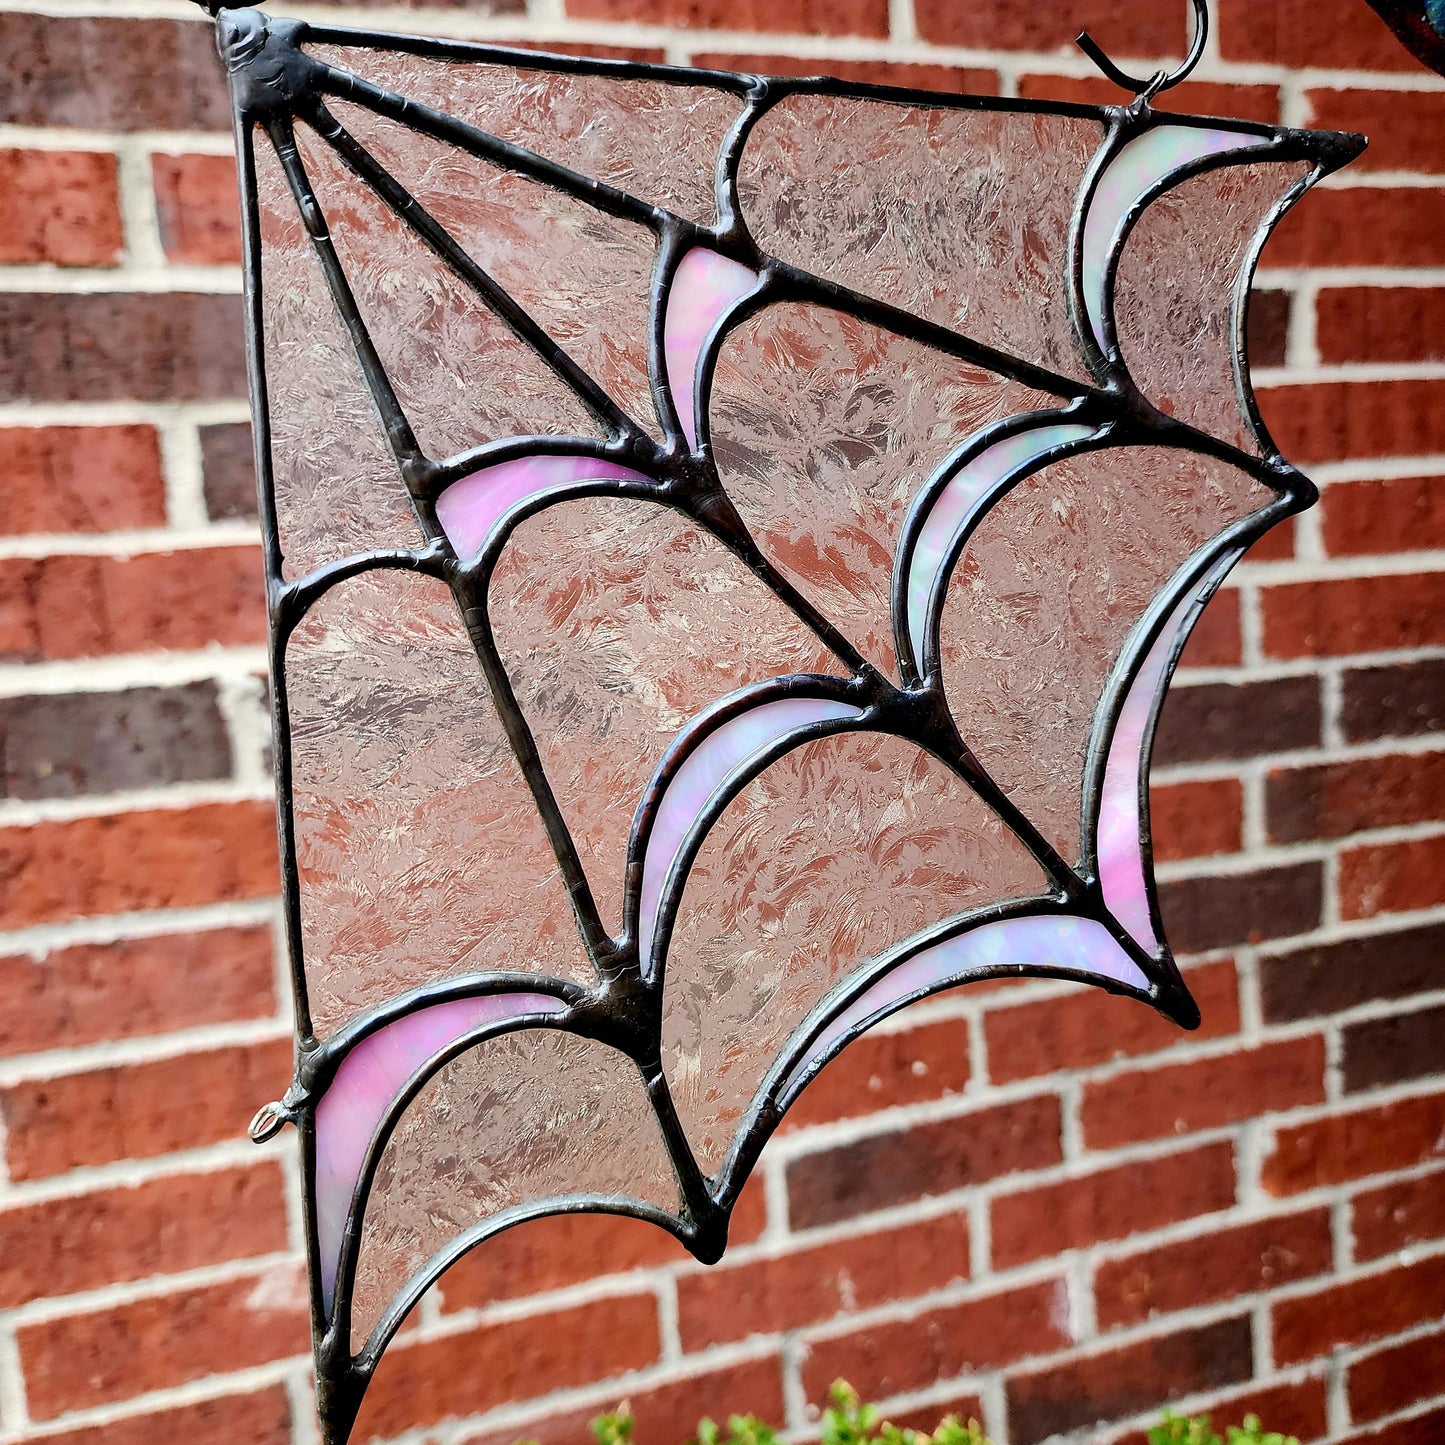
[[678, 1210, 970, 1350], [1353, 1167, 1445, 1261], [0, 1162, 287, 1307], [786, 1093, 1061, 1230], [0, 800, 279, 930], [917, 0, 1183, 53], [799, 1277, 1068, 1405], [0, 1036, 291, 1180], [1256, 380, 1445, 465], [1260, 923, 1445, 1023], [1340, 835, 1445, 921], [1262, 1091, 1445, 1195], [1317, 288, 1445, 365], [1149, 778, 1245, 862], [153, 152, 242, 266], [1273, 1253, 1445, 1365], [0, 292, 246, 403], [1018, 75, 1281, 125], [1349, 1329, 1445, 1424], [565, 0, 887, 37], [200, 421, 258, 521], [0, 150, 123, 266], [0, 684, 231, 799], [1006, 1317, 1253, 1445], [990, 1142, 1236, 1270], [353, 1291, 661, 1441], [984, 959, 1239, 1084], [0, 547, 267, 662], [0, 925, 276, 1058], [0, 425, 166, 535], [16, 1265, 309, 1418], [1219, 0, 1418, 69], [28, 1386, 292, 1445], [1342, 658, 1445, 741], [782, 1014, 971, 1132], [1267, 751, 1445, 843], [1267, 568, 1445, 660], [1158, 862, 1322, 953], [455, 1357, 785, 1445], [690, 52, 998, 92], [1081, 1036, 1325, 1149], [1344, 1003, 1445, 1093], [1322, 477, 1445, 558], [1155, 678, 1321, 765], [1305, 88, 1445, 172], [1095, 1208, 1332, 1328], [0, 15, 230, 131]]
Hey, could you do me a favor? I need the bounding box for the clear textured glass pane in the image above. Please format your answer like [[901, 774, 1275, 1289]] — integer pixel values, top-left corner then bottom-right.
[[489, 495, 842, 935], [291, 124, 598, 461], [738, 98, 1103, 380], [1114, 160, 1311, 451], [938, 447, 1271, 862], [322, 101, 659, 438], [660, 730, 1048, 1172], [255, 133, 421, 581], [287, 569, 594, 1039], [710, 302, 1053, 679], [309, 46, 742, 226], [350, 1028, 676, 1346]]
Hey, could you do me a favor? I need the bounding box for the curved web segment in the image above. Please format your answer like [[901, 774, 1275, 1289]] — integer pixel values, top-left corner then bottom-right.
[[228, 21, 1362, 1436]]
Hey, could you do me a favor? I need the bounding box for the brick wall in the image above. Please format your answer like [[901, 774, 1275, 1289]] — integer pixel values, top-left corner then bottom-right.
[[0, 1, 1442, 1442]]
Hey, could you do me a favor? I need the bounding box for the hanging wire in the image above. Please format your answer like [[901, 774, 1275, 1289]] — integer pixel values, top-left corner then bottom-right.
[[1077, 0, 1209, 100]]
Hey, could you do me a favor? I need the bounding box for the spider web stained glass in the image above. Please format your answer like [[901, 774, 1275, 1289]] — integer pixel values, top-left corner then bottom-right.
[[215, 10, 1365, 1436]]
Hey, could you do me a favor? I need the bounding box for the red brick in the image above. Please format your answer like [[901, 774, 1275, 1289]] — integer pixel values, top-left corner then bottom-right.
[[1018, 74, 1280, 124], [1344, 1003, 1445, 1093], [507, 40, 665, 61], [1340, 1406, 1445, 1445], [455, 1357, 785, 1445], [0, 425, 165, 535], [1317, 288, 1445, 365], [16, 1264, 309, 1418], [1343, 658, 1445, 742], [565, 0, 887, 38], [785, 1093, 1061, 1229], [0, 1162, 287, 1307], [26, 1386, 292, 1445], [0, 800, 279, 930], [917, 0, 1183, 54], [1178, 588, 1242, 668], [1157, 678, 1322, 766], [1101, 1375, 1329, 1445], [0, 150, 122, 266], [1007, 1316, 1253, 1445], [0, 546, 266, 662], [1095, 1208, 1332, 1328], [1219, 0, 1419, 69], [1159, 862, 1324, 953], [985, 959, 1239, 1085], [1323, 477, 1445, 557], [680, 1209, 968, 1350], [1256, 380, 1445, 465], [1081, 1036, 1325, 1149], [875, 1388, 988, 1437], [1341, 835, 1445, 920], [1306, 88, 1445, 172], [1350, 1328, 1445, 1423], [1262, 573, 1445, 657], [0, 925, 275, 1057], [1265, 1092, 1445, 1195], [691, 52, 997, 92], [1273, 1252, 1445, 1365], [1268, 188, 1445, 269], [0, 1035, 291, 1180], [1267, 751, 1445, 843], [152, 153, 241, 266], [991, 1142, 1236, 1270], [353, 1291, 661, 1441], [1261, 923, 1445, 1024], [782, 1015, 971, 1132], [799, 1277, 1069, 1404], [1353, 1167, 1445, 1261], [1151, 778, 1245, 862]]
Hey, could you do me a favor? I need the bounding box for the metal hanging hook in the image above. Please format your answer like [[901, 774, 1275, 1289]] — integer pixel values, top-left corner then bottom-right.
[[1077, 0, 1209, 101]]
